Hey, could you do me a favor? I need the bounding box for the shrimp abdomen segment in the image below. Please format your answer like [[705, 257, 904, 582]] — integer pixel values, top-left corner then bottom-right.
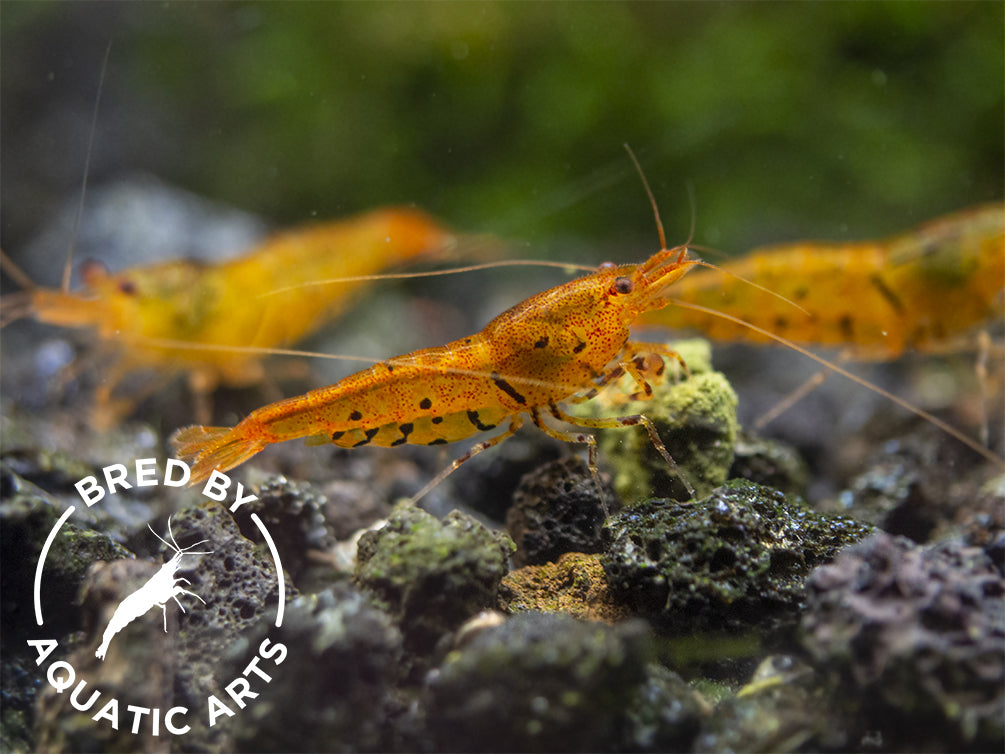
[[319, 405, 513, 449], [174, 339, 525, 483]]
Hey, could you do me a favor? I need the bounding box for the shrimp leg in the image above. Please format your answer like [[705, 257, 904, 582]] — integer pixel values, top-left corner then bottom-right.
[[546, 402, 695, 499], [408, 415, 526, 504]]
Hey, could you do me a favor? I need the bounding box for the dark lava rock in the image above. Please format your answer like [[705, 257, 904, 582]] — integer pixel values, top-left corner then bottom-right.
[[232, 476, 337, 587], [506, 456, 618, 566], [354, 504, 512, 664], [40, 503, 294, 752], [1, 470, 133, 753], [1, 449, 96, 494], [960, 474, 1004, 576], [603, 480, 872, 638], [729, 430, 810, 498], [836, 420, 997, 543], [619, 663, 707, 753], [162, 505, 288, 659], [802, 532, 1005, 752], [423, 611, 652, 752], [37, 558, 184, 753], [2, 477, 131, 644], [226, 584, 405, 753], [450, 430, 563, 523]]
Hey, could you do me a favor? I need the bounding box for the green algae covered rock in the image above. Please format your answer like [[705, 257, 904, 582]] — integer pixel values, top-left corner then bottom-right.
[[227, 585, 406, 753], [602, 480, 872, 638], [423, 611, 653, 752], [354, 504, 513, 659], [592, 339, 738, 504], [1, 477, 132, 643]]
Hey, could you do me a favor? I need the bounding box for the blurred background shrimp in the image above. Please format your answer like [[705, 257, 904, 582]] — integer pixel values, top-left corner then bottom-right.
[[2, 205, 459, 427]]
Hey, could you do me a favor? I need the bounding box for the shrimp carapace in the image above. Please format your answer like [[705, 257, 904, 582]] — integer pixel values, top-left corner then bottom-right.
[[3, 206, 458, 424], [172, 244, 701, 498], [642, 203, 1005, 358]]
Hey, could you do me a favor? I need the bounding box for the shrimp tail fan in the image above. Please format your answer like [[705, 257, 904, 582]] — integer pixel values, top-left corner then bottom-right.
[[171, 425, 266, 485]]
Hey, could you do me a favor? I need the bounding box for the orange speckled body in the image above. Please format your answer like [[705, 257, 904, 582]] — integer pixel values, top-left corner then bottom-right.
[[642, 203, 1005, 358], [172, 245, 698, 486]]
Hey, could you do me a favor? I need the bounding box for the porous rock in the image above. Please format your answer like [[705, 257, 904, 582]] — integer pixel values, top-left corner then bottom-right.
[[802, 531, 1005, 751], [506, 456, 617, 566], [354, 503, 512, 663], [603, 480, 872, 638]]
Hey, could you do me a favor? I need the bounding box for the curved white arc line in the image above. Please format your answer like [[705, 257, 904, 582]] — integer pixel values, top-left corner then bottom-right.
[[35, 505, 76, 626], [250, 513, 285, 627]]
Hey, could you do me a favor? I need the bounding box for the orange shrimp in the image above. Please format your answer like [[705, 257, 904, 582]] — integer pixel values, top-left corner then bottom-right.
[[2, 207, 457, 425], [172, 241, 700, 499], [172, 185, 1005, 500], [641, 203, 1004, 358]]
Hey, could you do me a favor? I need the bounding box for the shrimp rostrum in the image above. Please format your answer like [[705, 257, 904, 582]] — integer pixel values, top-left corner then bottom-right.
[[173, 243, 700, 501]]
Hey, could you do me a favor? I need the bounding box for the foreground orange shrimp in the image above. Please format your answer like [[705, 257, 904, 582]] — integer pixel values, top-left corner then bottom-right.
[[172, 238, 700, 499], [641, 203, 1004, 357], [2, 207, 456, 425]]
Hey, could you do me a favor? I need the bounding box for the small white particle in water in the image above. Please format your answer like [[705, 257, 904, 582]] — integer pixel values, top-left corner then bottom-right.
[[34, 340, 74, 378], [882, 439, 902, 454], [135, 427, 158, 449]]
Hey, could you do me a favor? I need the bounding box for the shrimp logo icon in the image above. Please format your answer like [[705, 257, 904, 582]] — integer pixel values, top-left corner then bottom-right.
[[95, 518, 212, 661]]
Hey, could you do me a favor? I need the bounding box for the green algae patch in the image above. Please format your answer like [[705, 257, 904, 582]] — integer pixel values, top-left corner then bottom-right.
[[354, 503, 513, 659], [589, 339, 738, 504], [1, 479, 131, 644]]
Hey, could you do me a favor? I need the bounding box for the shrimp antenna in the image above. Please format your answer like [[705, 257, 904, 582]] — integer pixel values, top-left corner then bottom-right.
[[62, 41, 112, 293], [668, 298, 1005, 468], [684, 179, 697, 247], [0, 249, 37, 292], [165, 516, 184, 553], [260, 258, 598, 298], [147, 522, 180, 554], [148, 517, 211, 555], [623, 143, 667, 251]]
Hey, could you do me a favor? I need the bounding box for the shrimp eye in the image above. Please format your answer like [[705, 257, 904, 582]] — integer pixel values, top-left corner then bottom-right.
[[611, 276, 633, 295], [117, 278, 138, 296]]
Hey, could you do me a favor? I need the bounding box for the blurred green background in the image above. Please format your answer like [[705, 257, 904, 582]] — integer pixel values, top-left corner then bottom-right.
[[3, 1, 1003, 261]]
